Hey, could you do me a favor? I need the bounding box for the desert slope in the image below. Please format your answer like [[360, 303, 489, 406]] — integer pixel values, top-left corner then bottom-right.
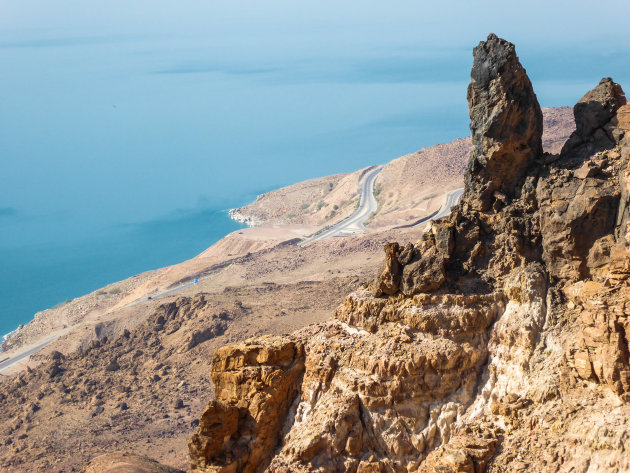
[[229, 169, 366, 227], [0, 220, 432, 471]]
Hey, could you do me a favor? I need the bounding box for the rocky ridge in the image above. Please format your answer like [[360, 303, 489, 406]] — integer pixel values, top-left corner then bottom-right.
[[188, 34, 630, 472]]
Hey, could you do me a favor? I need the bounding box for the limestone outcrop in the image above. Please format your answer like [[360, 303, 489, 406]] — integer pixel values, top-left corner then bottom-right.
[[189, 337, 305, 473], [189, 34, 630, 472]]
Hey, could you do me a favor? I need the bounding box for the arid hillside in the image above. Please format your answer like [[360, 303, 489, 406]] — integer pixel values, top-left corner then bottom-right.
[[228, 169, 367, 227]]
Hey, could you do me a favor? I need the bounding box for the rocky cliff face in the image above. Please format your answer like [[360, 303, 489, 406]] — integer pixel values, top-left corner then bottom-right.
[[189, 337, 305, 473], [189, 34, 630, 472]]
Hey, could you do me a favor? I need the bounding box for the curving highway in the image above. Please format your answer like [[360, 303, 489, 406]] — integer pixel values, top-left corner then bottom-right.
[[434, 187, 464, 220], [0, 334, 61, 373], [299, 165, 384, 246], [397, 187, 464, 228]]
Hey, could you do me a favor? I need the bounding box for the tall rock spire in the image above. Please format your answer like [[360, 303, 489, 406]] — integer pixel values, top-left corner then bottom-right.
[[464, 33, 543, 211]]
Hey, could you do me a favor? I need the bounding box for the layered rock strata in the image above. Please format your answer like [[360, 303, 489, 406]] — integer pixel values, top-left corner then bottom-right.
[[189, 337, 305, 473], [190, 34, 630, 472]]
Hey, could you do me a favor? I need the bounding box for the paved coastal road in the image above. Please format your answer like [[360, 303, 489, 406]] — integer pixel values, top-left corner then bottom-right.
[[123, 266, 228, 309], [0, 335, 61, 373], [299, 165, 384, 246], [0, 272, 213, 372], [0, 275, 210, 373], [393, 187, 464, 229], [0, 269, 227, 374], [434, 187, 464, 219]]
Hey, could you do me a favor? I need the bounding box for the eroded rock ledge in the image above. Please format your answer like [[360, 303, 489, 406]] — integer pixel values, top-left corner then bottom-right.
[[190, 34, 630, 472]]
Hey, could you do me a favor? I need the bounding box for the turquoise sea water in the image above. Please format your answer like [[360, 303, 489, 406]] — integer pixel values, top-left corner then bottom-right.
[[2, 1, 630, 339], [0, 208, 247, 340]]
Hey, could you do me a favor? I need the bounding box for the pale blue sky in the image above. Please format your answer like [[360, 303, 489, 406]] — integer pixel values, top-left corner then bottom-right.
[[2, 1, 629, 48]]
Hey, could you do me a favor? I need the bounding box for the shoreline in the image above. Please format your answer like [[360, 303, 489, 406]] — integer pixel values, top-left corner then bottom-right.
[[228, 208, 262, 227], [0, 207, 249, 354], [0, 325, 24, 354], [0, 332, 13, 353]]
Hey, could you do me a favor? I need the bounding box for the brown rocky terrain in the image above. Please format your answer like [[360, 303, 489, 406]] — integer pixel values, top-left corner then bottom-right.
[[187, 34, 630, 472], [81, 453, 183, 473]]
